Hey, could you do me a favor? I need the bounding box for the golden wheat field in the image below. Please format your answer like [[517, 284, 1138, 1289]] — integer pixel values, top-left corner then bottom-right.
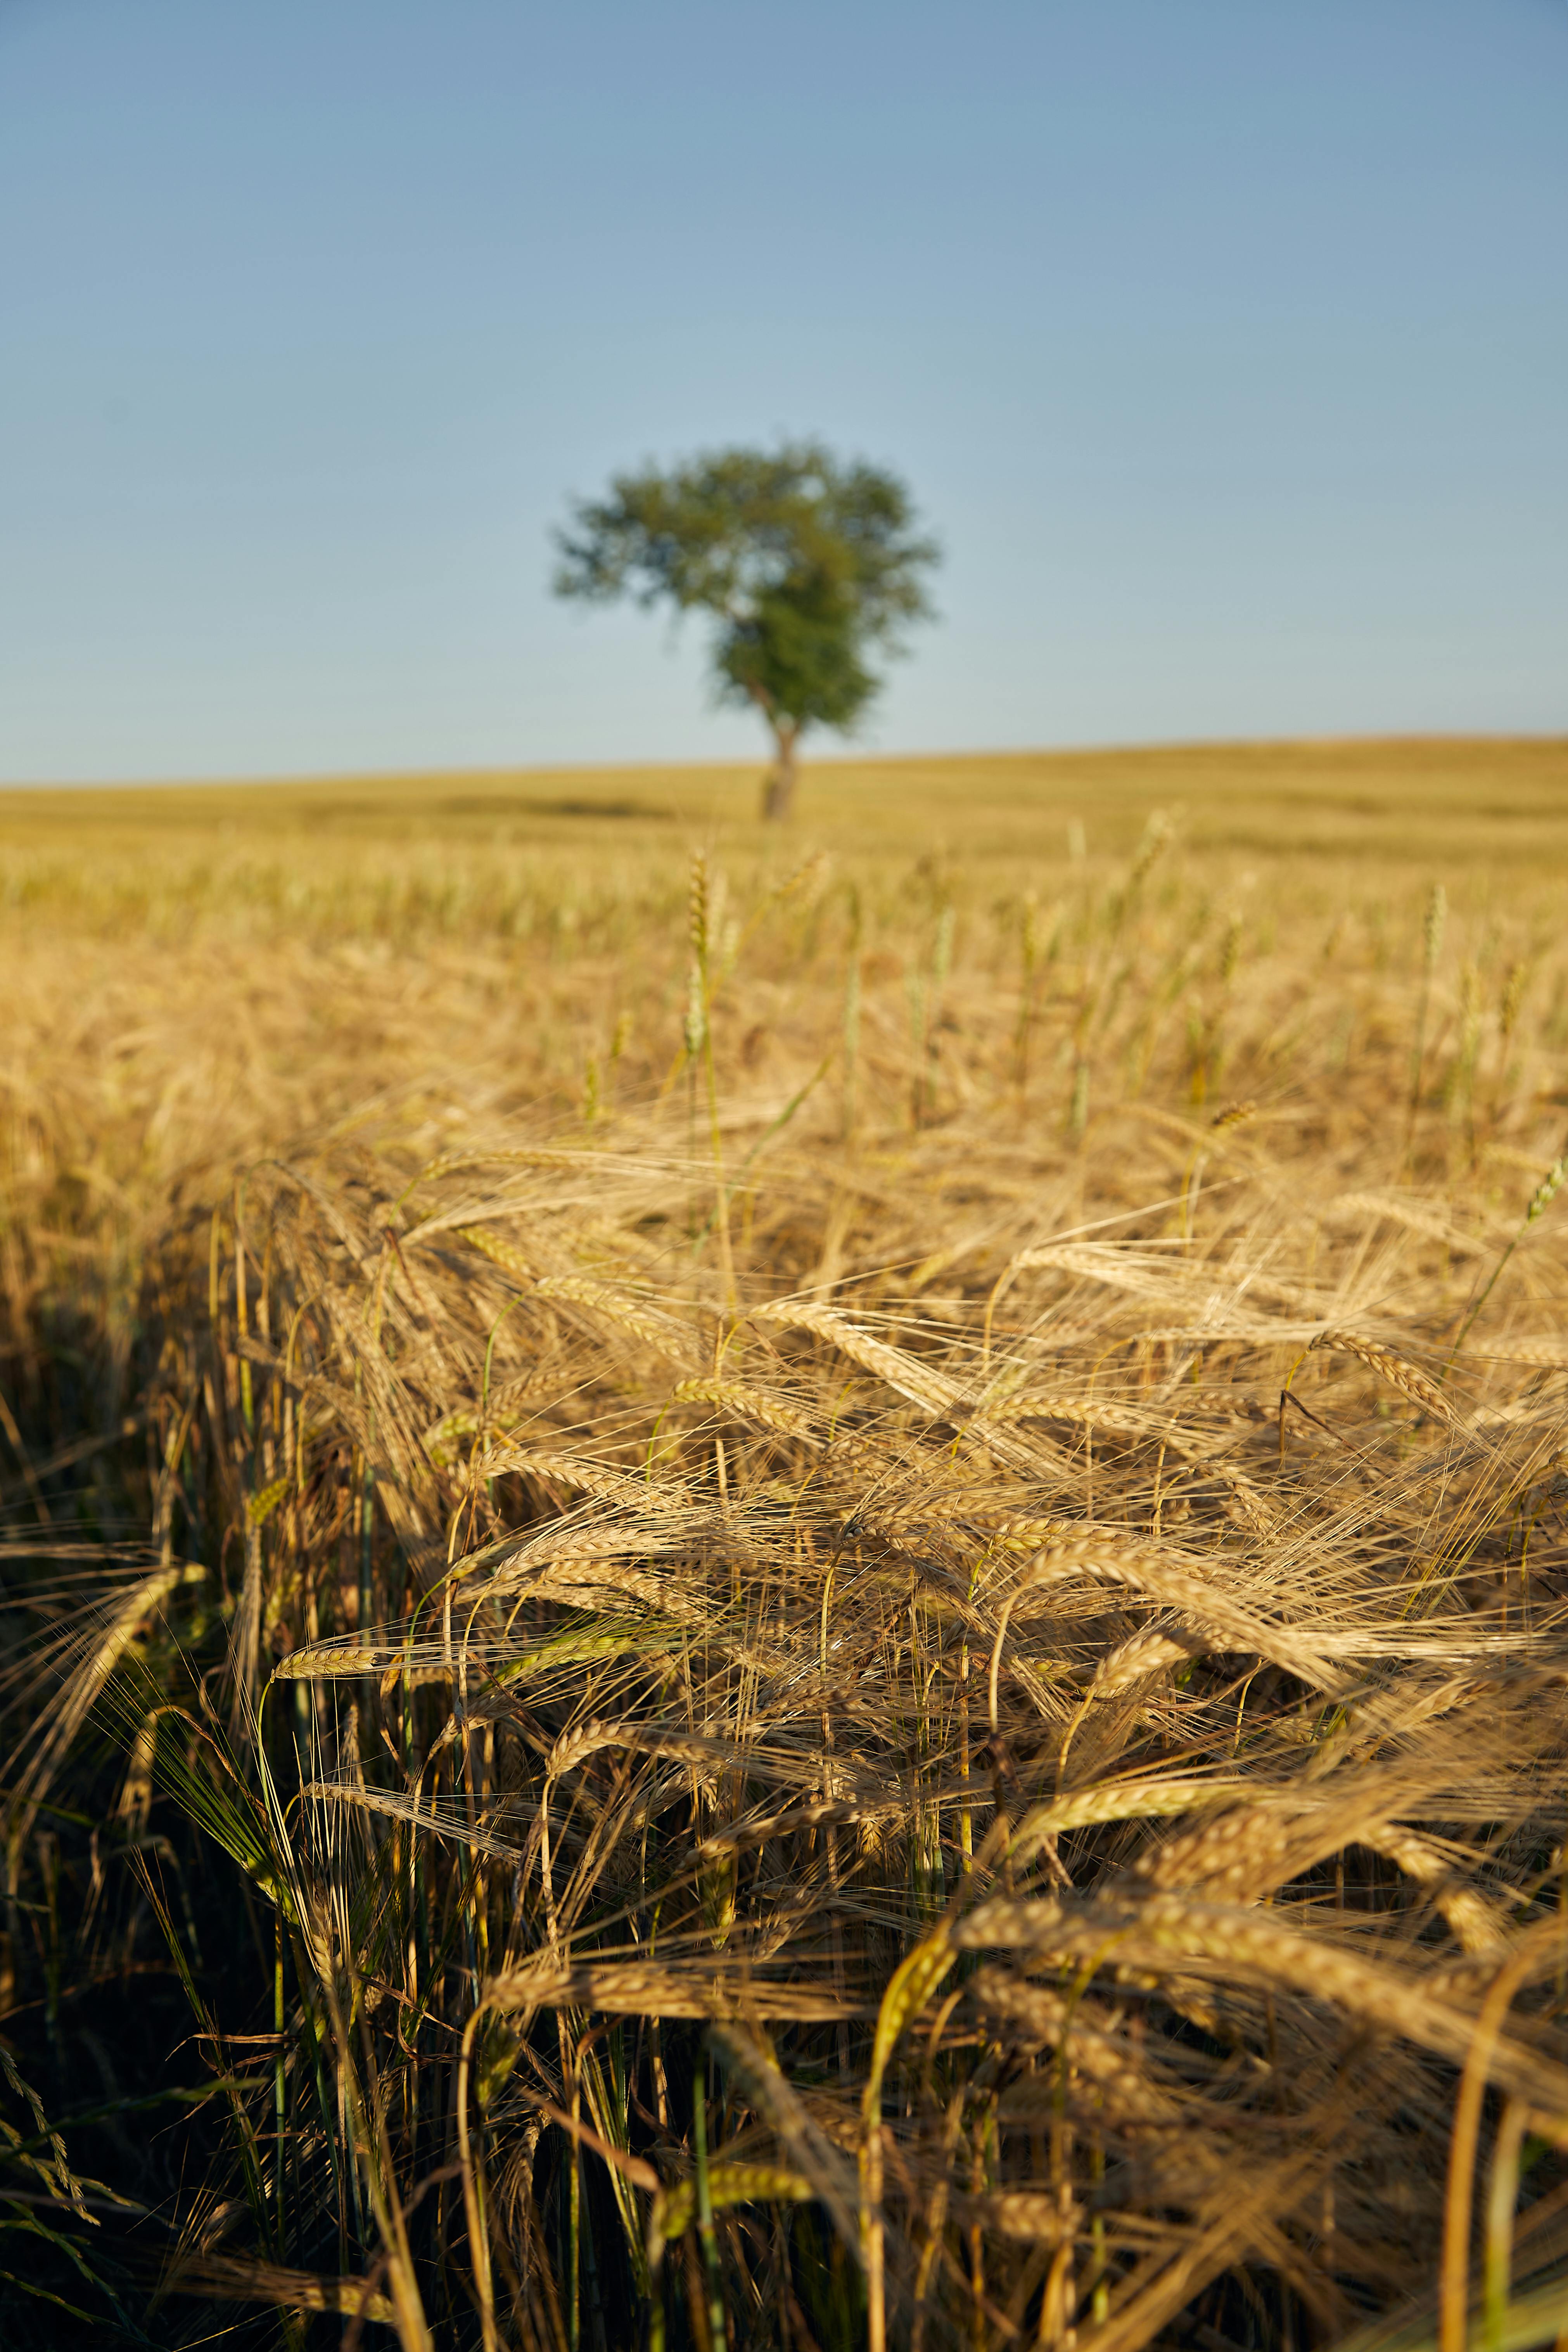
[[6, 736, 1568, 2352]]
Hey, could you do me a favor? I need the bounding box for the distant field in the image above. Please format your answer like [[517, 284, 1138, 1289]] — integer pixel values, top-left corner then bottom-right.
[[4, 735, 1567, 893], [5, 736, 1568, 2351]]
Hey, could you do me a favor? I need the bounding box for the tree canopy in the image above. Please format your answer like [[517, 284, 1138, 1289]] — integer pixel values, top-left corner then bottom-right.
[[553, 441, 939, 817]]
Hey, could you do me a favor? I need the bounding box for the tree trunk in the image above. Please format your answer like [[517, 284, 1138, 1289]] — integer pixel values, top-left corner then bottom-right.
[[760, 723, 799, 822]]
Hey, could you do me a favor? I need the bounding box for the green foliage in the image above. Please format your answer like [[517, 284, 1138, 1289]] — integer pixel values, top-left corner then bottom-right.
[[553, 441, 939, 808]]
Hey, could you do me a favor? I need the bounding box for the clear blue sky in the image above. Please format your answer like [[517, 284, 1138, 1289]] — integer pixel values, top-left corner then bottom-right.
[[1, 0, 1563, 782]]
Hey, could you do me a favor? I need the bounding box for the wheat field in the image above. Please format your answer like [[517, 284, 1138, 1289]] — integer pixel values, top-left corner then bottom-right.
[[5, 737, 1568, 2352]]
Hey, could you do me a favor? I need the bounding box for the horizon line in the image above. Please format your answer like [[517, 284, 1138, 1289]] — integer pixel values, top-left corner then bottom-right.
[[3, 726, 1564, 797]]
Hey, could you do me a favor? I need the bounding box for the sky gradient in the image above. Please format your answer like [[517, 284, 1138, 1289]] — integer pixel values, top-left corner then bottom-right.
[[1, 0, 1564, 782]]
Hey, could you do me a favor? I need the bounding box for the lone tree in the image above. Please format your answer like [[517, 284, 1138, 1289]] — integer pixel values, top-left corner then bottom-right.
[[553, 440, 939, 820]]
